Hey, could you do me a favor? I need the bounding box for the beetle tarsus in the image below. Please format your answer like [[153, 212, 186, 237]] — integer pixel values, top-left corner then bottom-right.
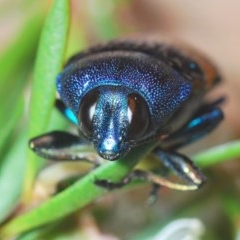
[[153, 148, 206, 187], [146, 183, 161, 206]]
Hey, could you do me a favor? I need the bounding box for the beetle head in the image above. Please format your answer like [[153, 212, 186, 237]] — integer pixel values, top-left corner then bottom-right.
[[78, 86, 150, 160]]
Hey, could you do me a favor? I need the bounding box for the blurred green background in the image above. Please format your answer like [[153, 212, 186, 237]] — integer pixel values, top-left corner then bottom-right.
[[0, 0, 240, 239]]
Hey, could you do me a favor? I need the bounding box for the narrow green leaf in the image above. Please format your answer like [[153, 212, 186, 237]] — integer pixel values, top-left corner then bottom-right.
[[193, 140, 240, 167], [0, 130, 27, 224], [0, 11, 43, 91], [0, 142, 157, 238], [0, 11, 44, 153], [24, 0, 70, 198], [222, 195, 240, 239], [16, 216, 83, 240], [0, 96, 24, 156]]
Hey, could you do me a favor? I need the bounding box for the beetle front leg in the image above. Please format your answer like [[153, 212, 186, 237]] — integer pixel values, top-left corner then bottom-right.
[[95, 149, 204, 193], [29, 131, 101, 165], [153, 148, 206, 188], [94, 170, 159, 202]]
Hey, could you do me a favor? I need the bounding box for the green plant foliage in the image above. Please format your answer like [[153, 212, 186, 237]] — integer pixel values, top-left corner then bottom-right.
[[0, 131, 27, 224], [24, 0, 70, 198], [0, 0, 239, 239], [0, 3, 44, 226], [0, 142, 156, 238], [194, 140, 240, 167]]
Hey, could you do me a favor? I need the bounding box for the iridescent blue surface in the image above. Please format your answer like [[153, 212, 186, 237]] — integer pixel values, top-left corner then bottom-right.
[[91, 87, 130, 159], [64, 108, 78, 124], [57, 51, 192, 131], [30, 40, 223, 164]]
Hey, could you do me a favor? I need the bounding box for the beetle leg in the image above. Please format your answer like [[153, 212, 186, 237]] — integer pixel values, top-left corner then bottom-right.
[[55, 99, 78, 124], [29, 131, 100, 165], [146, 183, 161, 205], [162, 102, 224, 150], [94, 176, 132, 190], [94, 169, 201, 204], [153, 148, 206, 188], [95, 149, 205, 193]]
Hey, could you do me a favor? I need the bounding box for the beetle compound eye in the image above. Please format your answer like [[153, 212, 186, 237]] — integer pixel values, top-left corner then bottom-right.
[[78, 89, 99, 136], [127, 93, 149, 140]]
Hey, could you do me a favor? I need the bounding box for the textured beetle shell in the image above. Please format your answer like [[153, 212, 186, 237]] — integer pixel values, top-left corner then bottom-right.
[[57, 38, 220, 138]]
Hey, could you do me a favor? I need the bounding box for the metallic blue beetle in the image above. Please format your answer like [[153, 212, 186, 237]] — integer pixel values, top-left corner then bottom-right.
[[30, 38, 223, 191]]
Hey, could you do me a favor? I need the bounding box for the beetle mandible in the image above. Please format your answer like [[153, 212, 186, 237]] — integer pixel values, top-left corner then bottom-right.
[[29, 38, 224, 191]]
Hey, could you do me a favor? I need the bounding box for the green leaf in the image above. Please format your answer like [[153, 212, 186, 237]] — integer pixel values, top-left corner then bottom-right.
[[16, 216, 84, 240], [194, 140, 240, 167], [0, 130, 27, 224], [0, 10, 43, 91], [0, 96, 24, 156], [0, 142, 157, 238], [222, 195, 240, 238], [0, 4, 45, 224], [24, 0, 70, 198], [0, 10, 44, 157], [4, 137, 238, 237]]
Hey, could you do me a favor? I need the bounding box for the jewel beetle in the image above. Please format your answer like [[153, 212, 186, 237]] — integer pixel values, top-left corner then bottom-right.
[[29, 38, 224, 191]]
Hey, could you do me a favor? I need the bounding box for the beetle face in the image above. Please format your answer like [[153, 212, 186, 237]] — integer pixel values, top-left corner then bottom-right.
[[56, 39, 220, 160], [78, 86, 150, 160]]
